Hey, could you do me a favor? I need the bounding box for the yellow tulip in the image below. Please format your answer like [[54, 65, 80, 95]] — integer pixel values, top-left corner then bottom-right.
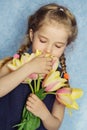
[[7, 52, 37, 70], [71, 88, 83, 100], [42, 70, 67, 92], [56, 87, 83, 110]]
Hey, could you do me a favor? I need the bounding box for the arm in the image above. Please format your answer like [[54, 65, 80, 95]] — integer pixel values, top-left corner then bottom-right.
[[26, 94, 65, 130], [42, 99, 65, 130], [0, 56, 52, 97], [0, 62, 34, 97]]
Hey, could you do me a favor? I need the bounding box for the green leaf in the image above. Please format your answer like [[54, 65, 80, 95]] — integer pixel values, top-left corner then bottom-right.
[[22, 106, 27, 118], [14, 88, 46, 129], [13, 120, 26, 129], [16, 112, 40, 130], [13, 109, 29, 129], [24, 115, 40, 130], [29, 112, 35, 118], [35, 88, 46, 100], [17, 123, 25, 130]]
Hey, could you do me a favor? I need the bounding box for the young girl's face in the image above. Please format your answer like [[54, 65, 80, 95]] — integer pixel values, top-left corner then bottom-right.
[[30, 22, 69, 59]]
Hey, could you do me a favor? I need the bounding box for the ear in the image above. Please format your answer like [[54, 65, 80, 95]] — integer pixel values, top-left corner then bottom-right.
[[29, 29, 34, 42]]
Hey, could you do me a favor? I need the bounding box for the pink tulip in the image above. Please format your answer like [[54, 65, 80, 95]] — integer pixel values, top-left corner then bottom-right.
[[28, 73, 38, 80], [13, 54, 20, 59], [57, 87, 71, 94]]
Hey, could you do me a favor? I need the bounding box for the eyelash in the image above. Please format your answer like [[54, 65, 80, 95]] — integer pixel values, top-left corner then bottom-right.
[[55, 45, 61, 48], [40, 39, 46, 43], [40, 39, 62, 48]]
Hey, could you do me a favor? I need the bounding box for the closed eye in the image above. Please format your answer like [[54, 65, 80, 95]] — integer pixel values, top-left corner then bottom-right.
[[55, 45, 62, 48], [40, 39, 47, 43]]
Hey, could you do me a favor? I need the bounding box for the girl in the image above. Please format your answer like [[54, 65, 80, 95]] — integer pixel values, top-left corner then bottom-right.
[[0, 3, 78, 130]]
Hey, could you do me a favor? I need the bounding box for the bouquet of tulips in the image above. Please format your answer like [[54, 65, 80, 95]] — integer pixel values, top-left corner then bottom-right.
[[7, 50, 83, 130]]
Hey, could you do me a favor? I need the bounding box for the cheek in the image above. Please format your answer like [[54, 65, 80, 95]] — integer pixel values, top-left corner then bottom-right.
[[53, 47, 66, 58], [32, 38, 39, 52], [32, 40, 45, 53], [32, 43, 38, 53]]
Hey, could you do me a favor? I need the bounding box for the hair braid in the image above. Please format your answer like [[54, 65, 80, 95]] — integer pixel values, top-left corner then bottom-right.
[[0, 35, 31, 69], [60, 53, 66, 74], [0, 57, 13, 69], [60, 53, 70, 87], [17, 35, 31, 56]]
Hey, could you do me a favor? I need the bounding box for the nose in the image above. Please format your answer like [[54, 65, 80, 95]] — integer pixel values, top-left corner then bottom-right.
[[45, 44, 52, 54]]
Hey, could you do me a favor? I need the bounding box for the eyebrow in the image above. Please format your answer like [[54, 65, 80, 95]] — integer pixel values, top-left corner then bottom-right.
[[38, 34, 66, 45], [38, 34, 48, 40]]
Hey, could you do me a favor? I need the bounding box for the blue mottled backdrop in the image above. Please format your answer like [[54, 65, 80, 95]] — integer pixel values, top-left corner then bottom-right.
[[0, 0, 87, 130]]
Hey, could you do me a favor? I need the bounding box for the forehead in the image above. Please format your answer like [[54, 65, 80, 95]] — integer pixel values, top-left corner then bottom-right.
[[35, 22, 70, 43]]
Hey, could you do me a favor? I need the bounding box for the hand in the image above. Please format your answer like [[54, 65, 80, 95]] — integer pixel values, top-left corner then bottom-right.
[[28, 55, 53, 74], [26, 94, 50, 120]]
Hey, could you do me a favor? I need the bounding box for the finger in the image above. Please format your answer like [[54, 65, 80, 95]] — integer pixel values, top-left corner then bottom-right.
[[47, 61, 53, 66], [45, 69, 51, 74], [39, 54, 45, 58], [27, 96, 35, 104], [26, 105, 36, 116], [26, 104, 33, 112], [47, 57, 53, 62], [26, 100, 33, 108], [30, 93, 39, 100], [48, 65, 52, 70], [47, 67, 52, 72]]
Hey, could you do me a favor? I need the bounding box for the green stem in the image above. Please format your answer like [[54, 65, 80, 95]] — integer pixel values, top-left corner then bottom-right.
[[36, 75, 41, 91], [34, 80, 37, 93], [27, 80, 34, 93], [43, 92, 56, 95]]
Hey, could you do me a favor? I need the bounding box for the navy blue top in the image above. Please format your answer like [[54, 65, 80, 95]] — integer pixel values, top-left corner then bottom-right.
[[0, 48, 57, 130], [0, 83, 55, 130]]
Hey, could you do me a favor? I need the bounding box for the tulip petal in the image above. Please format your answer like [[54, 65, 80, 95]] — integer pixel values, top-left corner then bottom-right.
[[56, 90, 80, 110], [42, 70, 67, 92], [56, 94, 73, 105], [71, 101, 79, 110], [57, 87, 71, 94], [71, 88, 83, 100], [7, 63, 17, 71], [45, 81, 60, 91], [28, 73, 38, 80], [52, 57, 59, 71]]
